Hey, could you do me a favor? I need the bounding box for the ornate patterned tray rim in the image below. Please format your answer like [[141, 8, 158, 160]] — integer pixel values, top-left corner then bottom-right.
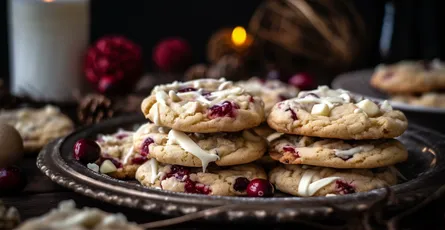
[[37, 114, 445, 220]]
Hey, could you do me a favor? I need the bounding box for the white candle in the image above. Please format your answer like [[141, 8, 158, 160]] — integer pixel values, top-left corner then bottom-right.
[[8, 0, 91, 102]]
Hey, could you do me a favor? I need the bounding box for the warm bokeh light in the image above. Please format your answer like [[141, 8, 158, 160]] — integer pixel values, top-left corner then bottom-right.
[[231, 26, 247, 46], [43, 0, 54, 2]]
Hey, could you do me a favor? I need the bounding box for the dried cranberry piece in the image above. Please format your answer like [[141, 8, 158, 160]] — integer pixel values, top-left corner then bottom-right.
[[184, 180, 211, 194], [178, 87, 197, 93], [335, 180, 355, 194], [164, 165, 191, 181], [233, 177, 250, 191], [115, 133, 128, 139], [285, 108, 298, 120], [141, 137, 154, 156], [131, 156, 148, 164], [249, 96, 255, 103], [208, 101, 238, 119], [283, 146, 300, 158]]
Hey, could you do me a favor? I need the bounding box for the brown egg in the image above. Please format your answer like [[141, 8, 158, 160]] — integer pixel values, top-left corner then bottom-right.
[[0, 123, 24, 168]]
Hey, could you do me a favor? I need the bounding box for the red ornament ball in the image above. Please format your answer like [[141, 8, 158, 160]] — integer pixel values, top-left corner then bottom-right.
[[84, 35, 143, 94], [153, 37, 192, 72], [288, 72, 316, 90]]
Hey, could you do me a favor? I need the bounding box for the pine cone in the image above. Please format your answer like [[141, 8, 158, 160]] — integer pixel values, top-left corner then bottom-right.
[[184, 64, 208, 81], [77, 94, 115, 125], [207, 55, 246, 80], [0, 200, 20, 230]]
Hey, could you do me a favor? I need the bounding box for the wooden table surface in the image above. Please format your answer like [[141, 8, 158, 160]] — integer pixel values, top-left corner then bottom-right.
[[1, 104, 445, 229]]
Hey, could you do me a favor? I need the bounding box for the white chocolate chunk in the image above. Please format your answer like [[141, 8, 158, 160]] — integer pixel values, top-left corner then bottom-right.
[[87, 163, 99, 172], [167, 130, 219, 172], [152, 102, 161, 125], [380, 100, 393, 112], [155, 91, 169, 104], [311, 103, 330, 116], [100, 160, 117, 174], [168, 90, 180, 102], [334, 145, 374, 159], [355, 99, 380, 117]]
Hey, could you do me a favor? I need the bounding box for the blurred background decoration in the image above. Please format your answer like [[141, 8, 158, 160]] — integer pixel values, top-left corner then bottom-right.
[[0, 0, 444, 122]]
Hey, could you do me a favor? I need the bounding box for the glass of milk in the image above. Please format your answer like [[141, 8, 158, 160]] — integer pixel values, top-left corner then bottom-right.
[[8, 0, 91, 102]]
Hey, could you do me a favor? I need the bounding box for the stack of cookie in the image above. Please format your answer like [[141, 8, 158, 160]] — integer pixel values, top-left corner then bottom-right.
[[266, 85, 409, 197], [133, 78, 273, 196], [370, 59, 445, 108]]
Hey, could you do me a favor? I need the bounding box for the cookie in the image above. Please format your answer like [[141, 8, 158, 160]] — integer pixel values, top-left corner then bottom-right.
[[391, 92, 445, 108], [252, 123, 276, 139], [132, 122, 171, 155], [15, 200, 143, 230], [95, 129, 144, 179], [0, 105, 74, 152], [142, 127, 267, 172], [268, 134, 408, 168], [136, 160, 267, 196], [141, 78, 265, 133], [267, 86, 408, 139], [235, 77, 299, 115], [269, 164, 397, 197], [370, 59, 445, 94]]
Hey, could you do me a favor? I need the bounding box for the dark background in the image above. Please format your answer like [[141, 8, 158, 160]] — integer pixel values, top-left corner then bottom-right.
[[0, 0, 444, 85]]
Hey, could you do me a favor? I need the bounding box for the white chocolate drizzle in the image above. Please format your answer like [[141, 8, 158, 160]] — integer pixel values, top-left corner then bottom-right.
[[149, 158, 159, 184], [298, 170, 341, 196], [122, 146, 135, 165], [334, 145, 374, 159], [266, 132, 284, 142], [167, 130, 219, 172]]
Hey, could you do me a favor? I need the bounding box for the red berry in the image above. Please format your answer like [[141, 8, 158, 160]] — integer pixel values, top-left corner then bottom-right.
[[208, 101, 238, 119], [288, 72, 315, 90], [246, 179, 274, 197], [73, 139, 101, 164], [152, 37, 192, 73], [0, 166, 26, 195], [233, 177, 250, 191]]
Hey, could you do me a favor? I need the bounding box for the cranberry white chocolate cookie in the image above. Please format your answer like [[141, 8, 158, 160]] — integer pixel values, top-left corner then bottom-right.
[[235, 77, 299, 115], [134, 123, 267, 172], [0, 105, 74, 152], [267, 86, 408, 139], [15, 200, 143, 230], [93, 129, 145, 179], [141, 78, 265, 133], [136, 159, 268, 196], [370, 59, 445, 94], [268, 134, 408, 169], [269, 164, 397, 197], [391, 92, 445, 108]]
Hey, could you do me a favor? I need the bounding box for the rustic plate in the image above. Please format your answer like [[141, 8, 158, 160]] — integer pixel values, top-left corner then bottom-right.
[[331, 69, 445, 114], [37, 114, 445, 223]]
